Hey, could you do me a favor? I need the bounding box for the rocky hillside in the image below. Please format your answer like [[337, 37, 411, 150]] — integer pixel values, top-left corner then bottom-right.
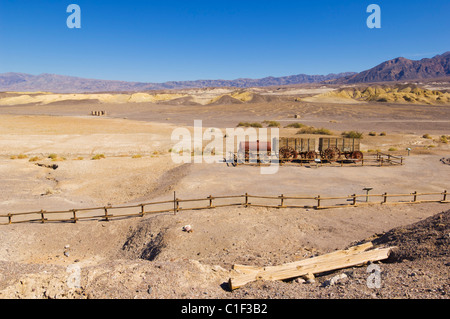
[[330, 52, 450, 84], [308, 85, 450, 105]]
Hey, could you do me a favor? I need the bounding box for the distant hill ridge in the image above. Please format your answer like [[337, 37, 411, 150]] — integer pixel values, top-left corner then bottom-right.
[[329, 51, 450, 84], [0, 72, 355, 93], [1, 51, 449, 93]]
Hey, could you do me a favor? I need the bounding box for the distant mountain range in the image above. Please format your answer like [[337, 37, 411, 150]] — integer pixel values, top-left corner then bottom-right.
[[329, 51, 450, 84], [0, 72, 356, 93], [1, 51, 449, 93]]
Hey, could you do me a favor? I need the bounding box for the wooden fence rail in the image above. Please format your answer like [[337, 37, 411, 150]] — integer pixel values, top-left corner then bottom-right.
[[0, 190, 448, 225], [376, 152, 404, 166]]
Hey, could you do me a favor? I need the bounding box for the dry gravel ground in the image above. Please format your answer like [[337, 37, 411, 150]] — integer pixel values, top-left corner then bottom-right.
[[0, 203, 448, 299], [0, 98, 449, 300]]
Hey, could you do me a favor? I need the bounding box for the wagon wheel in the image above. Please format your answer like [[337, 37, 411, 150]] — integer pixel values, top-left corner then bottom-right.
[[279, 146, 298, 163], [350, 151, 363, 161], [305, 151, 317, 161], [258, 152, 270, 164], [322, 147, 340, 162]]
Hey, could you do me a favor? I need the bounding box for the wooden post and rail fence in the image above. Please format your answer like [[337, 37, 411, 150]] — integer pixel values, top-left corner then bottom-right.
[[1, 190, 448, 225]]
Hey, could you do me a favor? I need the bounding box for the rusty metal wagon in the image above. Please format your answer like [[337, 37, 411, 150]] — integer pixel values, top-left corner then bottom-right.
[[236, 140, 272, 163], [318, 137, 363, 162]]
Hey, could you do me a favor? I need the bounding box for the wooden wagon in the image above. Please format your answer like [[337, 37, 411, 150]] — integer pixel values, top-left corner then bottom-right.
[[272, 137, 317, 162], [318, 137, 363, 162]]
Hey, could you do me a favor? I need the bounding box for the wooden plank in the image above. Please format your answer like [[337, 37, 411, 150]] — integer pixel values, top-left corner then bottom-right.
[[232, 242, 373, 274], [229, 244, 393, 290]]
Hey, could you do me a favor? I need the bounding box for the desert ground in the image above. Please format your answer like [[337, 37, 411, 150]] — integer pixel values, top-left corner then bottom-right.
[[0, 83, 449, 299]]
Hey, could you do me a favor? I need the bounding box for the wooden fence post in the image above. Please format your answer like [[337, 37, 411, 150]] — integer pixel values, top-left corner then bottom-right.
[[443, 190, 447, 202], [40, 210, 45, 223], [352, 194, 357, 206], [209, 195, 213, 208], [245, 193, 248, 208], [72, 209, 77, 223], [173, 191, 177, 215], [316, 195, 321, 209], [104, 207, 109, 221], [140, 204, 145, 217], [383, 192, 387, 204], [412, 191, 418, 203], [279, 194, 285, 208], [8, 213, 12, 224]]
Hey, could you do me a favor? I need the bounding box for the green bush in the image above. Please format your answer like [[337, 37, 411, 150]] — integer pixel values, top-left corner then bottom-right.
[[91, 154, 106, 160], [263, 120, 281, 128], [341, 131, 364, 139], [285, 123, 305, 128], [368, 132, 377, 136], [12, 154, 28, 159], [237, 122, 263, 128], [297, 126, 333, 135]]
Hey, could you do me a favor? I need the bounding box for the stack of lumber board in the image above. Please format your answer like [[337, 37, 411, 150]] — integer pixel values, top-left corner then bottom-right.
[[228, 242, 395, 290]]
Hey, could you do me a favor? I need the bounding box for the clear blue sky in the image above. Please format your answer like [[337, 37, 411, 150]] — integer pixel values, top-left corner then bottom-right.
[[0, 0, 449, 83]]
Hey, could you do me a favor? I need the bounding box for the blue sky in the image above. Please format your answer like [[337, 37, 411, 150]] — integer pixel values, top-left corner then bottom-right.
[[0, 0, 449, 82]]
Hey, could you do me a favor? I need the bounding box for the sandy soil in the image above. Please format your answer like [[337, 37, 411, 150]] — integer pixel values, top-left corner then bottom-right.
[[0, 88, 449, 299]]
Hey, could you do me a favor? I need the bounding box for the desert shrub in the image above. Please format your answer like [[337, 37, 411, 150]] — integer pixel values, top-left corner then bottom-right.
[[440, 135, 449, 144], [285, 123, 305, 128], [342, 131, 364, 139], [297, 126, 333, 135], [368, 132, 377, 136], [422, 134, 432, 139], [75, 156, 84, 160], [388, 147, 398, 152], [29, 156, 40, 162], [237, 122, 263, 128], [91, 154, 106, 160], [132, 154, 142, 158], [263, 120, 281, 128], [379, 132, 387, 136], [314, 128, 333, 135], [11, 154, 28, 159], [48, 153, 66, 161]]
